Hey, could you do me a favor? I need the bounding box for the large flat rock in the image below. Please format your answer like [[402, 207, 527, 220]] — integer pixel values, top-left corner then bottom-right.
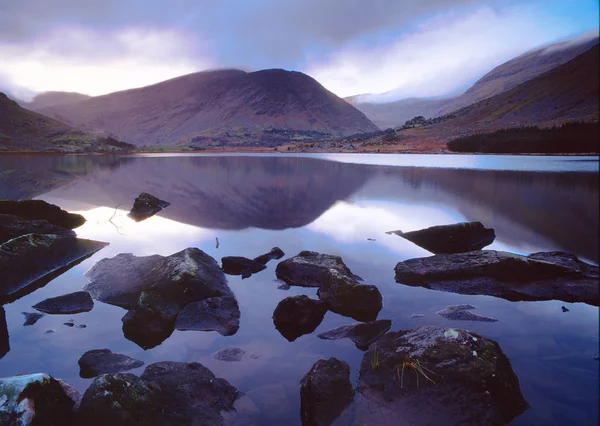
[[33, 291, 94, 314], [275, 251, 359, 288], [0, 233, 108, 300], [78, 349, 144, 378], [395, 250, 599, 305], [0, 213, 75, 244], [0, 199, 85, 229]]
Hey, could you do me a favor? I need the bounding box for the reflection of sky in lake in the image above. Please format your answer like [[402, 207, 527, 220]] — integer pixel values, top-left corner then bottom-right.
[[0, 154, 598, 426]]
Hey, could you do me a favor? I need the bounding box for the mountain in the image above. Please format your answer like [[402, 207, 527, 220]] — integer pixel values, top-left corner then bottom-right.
[[24, 91, 91, 111], [0, 92, 133, 152], [37, 69, 378, 147], [349, 33, 599, 128]]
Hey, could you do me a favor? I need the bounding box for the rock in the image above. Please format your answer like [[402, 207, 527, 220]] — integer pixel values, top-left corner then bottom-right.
[[45, 329, 55, 334], [253, 247, 285, 265], [78, 349, 145, 378], [127, 192, 170, 222], [387, 221, 496, 254], [356, 326, 529, 425], [213, 347, 258, 362], [0, 213, 75, 244], [275, 251, 359, 288], [0, 234, 108, 300], [56, 379, 82, 411], [410, 314, 424, 318], [300, 357, 354, 426], [394, 250, 599, 306], [0, 308, 8, 359], [0, 373, 77, 425], [272, 295, 328, 342], [22, 311, 44, 326], [140, 361, 241, 425], [561, 306, 570, 312], [175, 296, 240, 336], [317, 269, 382, 322], [85, 248, 233, 349], [436, 305, 498, 322], [33, 291, 94, 314], [78, 373, 160, 426], [0, 199, 86, 229], [277, 282, 290, 290], [64, 321, 75, 327], [317, 319, 392, 350], [76, 324, 87, 329], [221, 256, 266, 277]]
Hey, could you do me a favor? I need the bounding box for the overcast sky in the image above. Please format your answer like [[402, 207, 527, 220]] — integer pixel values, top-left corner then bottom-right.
[[0, 0, 597, 102]]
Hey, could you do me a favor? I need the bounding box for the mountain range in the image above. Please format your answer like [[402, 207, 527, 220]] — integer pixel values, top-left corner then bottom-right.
[[2, 31, 598, 153]]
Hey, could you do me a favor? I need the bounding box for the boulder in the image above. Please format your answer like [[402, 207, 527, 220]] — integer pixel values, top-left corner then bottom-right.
[[300, 357, 354, 426], [387, 221, 496, 254], [85, 248, 234, 349], [175, 296, 240, 336], [0, 373, 77, 425], [0, 234, 108, 300], [317, 269, 382, 322], [78, 349, 145, 378], [356, 326, 528, 425], [33, 291, 94, 314], [394, 250, 599, 305], [317, 319, 392, 350], [436, 304, 498, 322], [0, 213, 75, 244], [221, 256, 266, 278], [0, 200, 85, 229], [253, 247, 285, 265], [140, 361, 241, 425], [22, 312, 44, 326], [212, 347, 258, 362], [78, 373, 159, 426], [127, 192, 170, 222], [275, 251, 359, 288], [272, 295, 328, 342]]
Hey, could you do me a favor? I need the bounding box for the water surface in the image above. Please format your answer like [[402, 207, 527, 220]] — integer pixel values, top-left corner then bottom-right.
[[0, 154, 598, 425]]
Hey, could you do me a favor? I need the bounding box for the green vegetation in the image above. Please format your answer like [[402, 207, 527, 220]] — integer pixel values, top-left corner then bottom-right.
[[396, 357, 437, 390], [447, 121, 599, 153]]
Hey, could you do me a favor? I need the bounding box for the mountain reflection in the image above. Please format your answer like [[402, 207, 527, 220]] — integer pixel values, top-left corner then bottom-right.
[[2, 154, 597, 262]]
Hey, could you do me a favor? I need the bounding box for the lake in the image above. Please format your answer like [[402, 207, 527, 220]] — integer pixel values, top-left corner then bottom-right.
[[0, 153, 598, 425]]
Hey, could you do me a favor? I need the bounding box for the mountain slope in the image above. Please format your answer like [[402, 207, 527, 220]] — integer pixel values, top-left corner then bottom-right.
[[0, 93, 133, 152], [24, 91, 91, 111], [350, 33, 599, 128], [38, 69, 378, 147]]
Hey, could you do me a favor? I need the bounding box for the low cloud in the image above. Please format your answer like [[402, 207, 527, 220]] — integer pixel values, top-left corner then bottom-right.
[[308, 5, 581, 101]]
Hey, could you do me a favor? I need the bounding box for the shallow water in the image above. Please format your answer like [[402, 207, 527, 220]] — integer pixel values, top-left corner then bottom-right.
[[0, 153, 598, 425]]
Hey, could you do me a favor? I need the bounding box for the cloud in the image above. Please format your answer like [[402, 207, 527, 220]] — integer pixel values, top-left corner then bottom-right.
[[0, 26, 210, 98], [307, 5, 581, 100]]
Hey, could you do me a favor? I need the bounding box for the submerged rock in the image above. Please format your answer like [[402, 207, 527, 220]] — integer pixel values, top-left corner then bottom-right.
[[395, 250, 599, 305], [212, 347, 258, 362], [387, 221, 496, 254], [253, 247, 285, 265], [175, 296, 240, 336], [275, 251, 359, 288], [0, 213, 75, 244], [317, 269, 382, 322], [85, 248, 234, 349], [78, 349, 144, 378], [33, 291, 94, 314], [0, 199, 86, 229], [272, 295, 328, 342], [22, 311, 44, 326], [0, 234, 108, 300], [436, 305, 498, 322], [127, 192, 170, 222], [221, 256, 266, 277], [300, 357, 354, 426], [356, 326, 529, 425], [561, 306, 570, 312], [0, 373, 77, 425], [317, 319, 392, 350]]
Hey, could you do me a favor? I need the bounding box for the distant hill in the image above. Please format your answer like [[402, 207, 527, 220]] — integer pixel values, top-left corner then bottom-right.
[[38, 69, 378, 147], [23, 91, 91, 111], [0, 92, 133, 152], [349, 33, 599, 128]]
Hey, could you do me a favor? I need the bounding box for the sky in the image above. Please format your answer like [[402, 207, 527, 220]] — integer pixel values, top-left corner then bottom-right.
[[0, 0, 597, 103]]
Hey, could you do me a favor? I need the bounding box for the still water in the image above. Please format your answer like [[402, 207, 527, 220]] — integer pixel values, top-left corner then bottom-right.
[[0, 154, 598, 425]]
